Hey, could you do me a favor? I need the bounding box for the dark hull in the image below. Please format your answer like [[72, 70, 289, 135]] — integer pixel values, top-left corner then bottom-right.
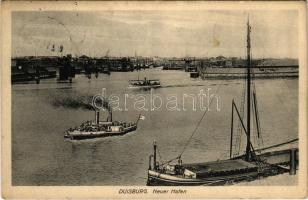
[[147, 148, 298, 186], [128, 85, 161, 89], [64, 126, 137, 140]]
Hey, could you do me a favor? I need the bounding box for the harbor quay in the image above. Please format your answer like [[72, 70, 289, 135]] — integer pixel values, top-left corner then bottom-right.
[[11, 55, 298, 84]]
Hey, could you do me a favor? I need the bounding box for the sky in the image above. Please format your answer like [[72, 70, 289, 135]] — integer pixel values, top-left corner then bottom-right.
[[12, 10, 298, 58]]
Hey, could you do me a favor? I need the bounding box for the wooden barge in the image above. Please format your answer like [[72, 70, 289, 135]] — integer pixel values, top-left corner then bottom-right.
[[147, 19, 299, 186], [147, 140, 298, 186]]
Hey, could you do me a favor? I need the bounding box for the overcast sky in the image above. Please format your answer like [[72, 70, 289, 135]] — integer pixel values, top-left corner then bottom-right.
[[12, 10, 298, 58]]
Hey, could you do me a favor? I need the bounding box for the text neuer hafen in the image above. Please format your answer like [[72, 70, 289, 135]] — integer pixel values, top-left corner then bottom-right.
[[92, 88, 221, 112]]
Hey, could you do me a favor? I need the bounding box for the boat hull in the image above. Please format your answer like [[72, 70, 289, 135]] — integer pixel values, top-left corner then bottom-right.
[[147, 170, 259, 186], [128, 85, 161, 89]]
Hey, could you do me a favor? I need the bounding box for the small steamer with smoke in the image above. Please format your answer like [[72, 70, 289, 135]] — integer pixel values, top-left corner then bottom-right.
[[64, 96, 144, 140]]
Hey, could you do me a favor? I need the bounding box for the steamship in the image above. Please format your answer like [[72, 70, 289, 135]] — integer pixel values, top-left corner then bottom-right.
[[146, 19, 298, 186], [64, 108, 143, 140], [129, 76, 161, 89]]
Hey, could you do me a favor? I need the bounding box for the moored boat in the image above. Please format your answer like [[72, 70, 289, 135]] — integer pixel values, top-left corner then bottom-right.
[[147, 140, 260, 186], [146, 18, 298, 186]]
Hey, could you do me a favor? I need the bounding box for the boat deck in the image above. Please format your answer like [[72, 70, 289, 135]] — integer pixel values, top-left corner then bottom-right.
[[182, 159, 258, 177]]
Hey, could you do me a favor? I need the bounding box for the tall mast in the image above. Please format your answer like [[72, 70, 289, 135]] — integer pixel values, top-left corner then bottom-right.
[[245, 18, 252, 161]]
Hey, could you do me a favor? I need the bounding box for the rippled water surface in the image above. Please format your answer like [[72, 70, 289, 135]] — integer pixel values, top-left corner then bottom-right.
[[12, 69, 298, 185]]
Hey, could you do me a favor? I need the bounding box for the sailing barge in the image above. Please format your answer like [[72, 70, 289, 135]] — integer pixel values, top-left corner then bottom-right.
[[146, 19, 298, 186]]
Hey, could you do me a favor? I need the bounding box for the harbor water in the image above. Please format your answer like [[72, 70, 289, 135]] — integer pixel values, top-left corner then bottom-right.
[[12, 68, 298, 185]]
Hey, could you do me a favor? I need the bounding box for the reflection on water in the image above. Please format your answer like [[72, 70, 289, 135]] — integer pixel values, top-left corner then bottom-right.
[[12, 69, 298, 185]]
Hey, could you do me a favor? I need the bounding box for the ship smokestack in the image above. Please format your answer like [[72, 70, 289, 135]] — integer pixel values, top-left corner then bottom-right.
[[95, 110, 100, 124]]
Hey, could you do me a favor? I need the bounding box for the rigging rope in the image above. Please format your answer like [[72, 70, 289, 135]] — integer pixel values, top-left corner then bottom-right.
[[233, 70, 246, 156], [177, 67, 233, 159], [156, 147, 164, 163], [251, 58, 264, 148], [255, 138, 298, 152], [160, 67, 233, 166]]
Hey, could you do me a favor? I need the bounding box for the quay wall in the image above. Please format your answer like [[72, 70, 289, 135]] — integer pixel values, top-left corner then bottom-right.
[[198, 66, 298, 79]]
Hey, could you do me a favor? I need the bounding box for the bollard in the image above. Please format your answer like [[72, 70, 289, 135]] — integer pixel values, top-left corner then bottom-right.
[[289, 149, 297, 175]]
